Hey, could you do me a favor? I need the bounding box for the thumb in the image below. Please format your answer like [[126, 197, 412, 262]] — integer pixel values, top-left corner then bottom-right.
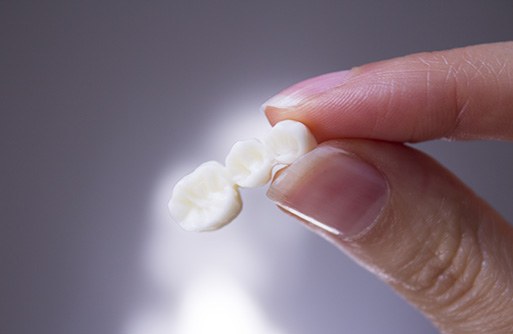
[[268, 140, 513, 334]]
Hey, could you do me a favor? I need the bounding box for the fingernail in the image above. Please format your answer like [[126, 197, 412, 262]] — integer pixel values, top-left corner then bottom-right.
[[261, 70, 354, 110], [267, 145, 388, 238]]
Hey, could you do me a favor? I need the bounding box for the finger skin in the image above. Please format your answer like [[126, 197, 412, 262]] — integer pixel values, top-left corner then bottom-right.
[[268, 140, 513, 333], [263, 42, 513, 142], [263, 42, 513, 333]]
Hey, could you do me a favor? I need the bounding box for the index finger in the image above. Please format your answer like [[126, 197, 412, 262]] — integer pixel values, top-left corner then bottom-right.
[[262, 42, 513, 142]]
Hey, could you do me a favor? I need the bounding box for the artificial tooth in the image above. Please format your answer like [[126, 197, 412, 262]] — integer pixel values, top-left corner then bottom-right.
[[169, 119, 317, 231], [264, 120, 317, 164], [225, 138, 274, 188], [168, 161, 242, 232]]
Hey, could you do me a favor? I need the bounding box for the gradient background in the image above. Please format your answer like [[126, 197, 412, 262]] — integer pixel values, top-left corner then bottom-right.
[[2, 1, 513, 333]]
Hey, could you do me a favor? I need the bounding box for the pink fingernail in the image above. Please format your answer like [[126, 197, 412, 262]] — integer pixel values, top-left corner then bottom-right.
[[262, 70, 354, 109], [267, 145, 388, 238]]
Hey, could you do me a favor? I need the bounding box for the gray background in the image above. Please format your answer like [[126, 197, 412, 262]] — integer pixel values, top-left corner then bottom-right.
[[2, 1, 513, 333]]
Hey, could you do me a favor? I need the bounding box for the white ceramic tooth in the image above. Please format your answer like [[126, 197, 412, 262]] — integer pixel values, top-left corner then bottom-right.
[[264, 120, 317, 164], [225, 138, 274, 188], [168, 161, 242, 232]]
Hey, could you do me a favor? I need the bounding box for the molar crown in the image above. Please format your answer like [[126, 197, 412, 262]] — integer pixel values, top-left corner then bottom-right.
[[264, 120, 317, 165], [169, 120, 317, 232], [225, 138, 273, 188], [168, 161, 242, 232]]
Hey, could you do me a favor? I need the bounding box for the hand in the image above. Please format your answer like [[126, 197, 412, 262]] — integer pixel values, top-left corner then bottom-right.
[[262, 42, 513, 333]]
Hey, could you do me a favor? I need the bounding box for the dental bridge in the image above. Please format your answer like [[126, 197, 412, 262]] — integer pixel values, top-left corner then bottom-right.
[[169, 120, 317, 232]]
